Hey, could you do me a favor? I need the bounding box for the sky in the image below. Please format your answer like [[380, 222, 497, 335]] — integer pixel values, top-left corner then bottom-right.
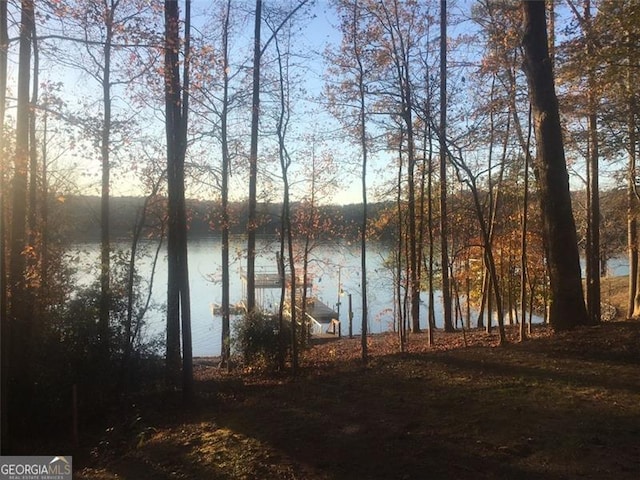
[[2, 0, 613, 206], [39, 0, 364, 205], [0, 1, 487, 206]]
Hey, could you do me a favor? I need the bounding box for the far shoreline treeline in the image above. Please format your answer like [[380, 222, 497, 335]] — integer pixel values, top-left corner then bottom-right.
[[56, 194, 395, 242], [55, 188, 627, 253]]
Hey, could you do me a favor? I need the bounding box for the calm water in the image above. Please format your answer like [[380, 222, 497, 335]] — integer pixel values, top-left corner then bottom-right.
[[70, 236, 564, 357], [71, 236, 434, 356]]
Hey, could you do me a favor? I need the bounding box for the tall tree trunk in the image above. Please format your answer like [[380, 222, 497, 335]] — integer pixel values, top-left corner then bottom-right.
[[8, 0, 34, 450], [424, 113, 436, 346], [165, 0, 181, 387], [164, 0, 193, 400], [0, 0, 9, 453], [99, 2, 115, 357], [396, 127, 406, 351], [220, 0, 232, 368], [353, 0, 368, 363], [10, 0, 34, 336], [406, 102, 420, 334], [245, 0, 306, 313], [274, 30, 297, 373], [584, 0, 600, 325], [521, 0, 588, 330], [360, 80, 369, 360], [440, 0, 453, 332], [40, 111, 48, 297], [28, 22, 38, 248], [180, 0, 193, 400], [626, 28, 640, 318], [246, 0, 262, 312], [520, 106, 533, 342]]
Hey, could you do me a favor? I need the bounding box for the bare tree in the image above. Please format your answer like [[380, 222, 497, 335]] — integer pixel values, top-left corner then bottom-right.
[[245, 0, 309, 314], [326, 0, 371, 362]]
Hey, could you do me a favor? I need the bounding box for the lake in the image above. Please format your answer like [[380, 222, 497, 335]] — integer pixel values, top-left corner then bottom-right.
[[70, 235, 554, 357]]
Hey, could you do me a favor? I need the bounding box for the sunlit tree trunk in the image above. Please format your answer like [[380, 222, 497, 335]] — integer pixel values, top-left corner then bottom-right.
[[28, 21, 38, 250], [396, 126, 406, 351], [422, 107, 436, 346], [40, 110, 48, 297], [628, 136, 638, 317], [522, 0, 588, 330], [520, 107, 532, 342], [626, 29, 640, 318]]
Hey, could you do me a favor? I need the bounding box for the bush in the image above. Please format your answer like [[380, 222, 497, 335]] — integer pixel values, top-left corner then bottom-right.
[[233, 311, 289, 370]]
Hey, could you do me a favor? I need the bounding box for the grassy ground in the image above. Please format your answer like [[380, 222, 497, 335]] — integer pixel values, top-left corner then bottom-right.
[[76, 319, 640, 480]]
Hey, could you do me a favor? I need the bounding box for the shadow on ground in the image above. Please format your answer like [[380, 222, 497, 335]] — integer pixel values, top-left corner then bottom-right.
[[77, 322, 640, 479]]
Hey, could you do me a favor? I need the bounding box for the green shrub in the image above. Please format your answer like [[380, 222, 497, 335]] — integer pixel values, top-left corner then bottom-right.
[[233, 311, 289, 369]]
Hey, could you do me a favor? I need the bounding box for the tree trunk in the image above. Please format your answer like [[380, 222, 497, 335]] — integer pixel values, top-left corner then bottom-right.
[[28, 22, 38, 250], [164, 0, 193, 400], [274, 29, 297, 373], [180, 0, 193, 400], [0, 0, 9, 452], [7, 0, 34, 450], [220, 0, 232, 367], [627, 30, 640, 318], [520, 107, 532, 342], [99, 2, 114, 357], [440, 0, 453, 332], [449, 147, 506, 344], [353, 0, 368, 363], [396, 128, 406, 351], [165, 0, 181, 386], [521, 0, 588, 330], [584, 0, 600, 326], [360, 86, 369, 358], [425, 117, 436, 346], [246, 0, 262, 313]]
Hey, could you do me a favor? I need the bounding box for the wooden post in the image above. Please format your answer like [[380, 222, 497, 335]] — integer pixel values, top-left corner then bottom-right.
[[348, 294, 353, 339]]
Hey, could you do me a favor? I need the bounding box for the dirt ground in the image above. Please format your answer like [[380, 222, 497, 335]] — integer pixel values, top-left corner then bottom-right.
[[76, 321, 640, 480]]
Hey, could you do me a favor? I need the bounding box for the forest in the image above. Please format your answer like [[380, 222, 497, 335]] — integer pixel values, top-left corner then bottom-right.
[[1, 0, 640, 477]]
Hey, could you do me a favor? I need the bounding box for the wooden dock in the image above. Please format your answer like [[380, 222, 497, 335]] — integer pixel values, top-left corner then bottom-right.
[[304, 298, 339, 336]]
